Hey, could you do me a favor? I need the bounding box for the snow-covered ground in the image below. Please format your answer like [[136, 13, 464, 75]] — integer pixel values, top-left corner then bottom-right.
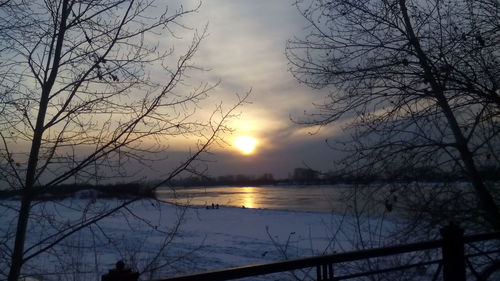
[[0, 197, 397, 281], [3, 183, 496, 280]]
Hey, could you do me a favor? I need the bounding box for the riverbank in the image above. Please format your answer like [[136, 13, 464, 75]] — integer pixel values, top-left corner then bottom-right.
[[0, 197, 397, 281]]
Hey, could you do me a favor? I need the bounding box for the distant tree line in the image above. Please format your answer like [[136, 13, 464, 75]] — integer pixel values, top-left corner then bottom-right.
[[323, 165, 500, 184], [167, 165, 500, 187], [167, 173, 277, 187], [0, 165, 497, 198]]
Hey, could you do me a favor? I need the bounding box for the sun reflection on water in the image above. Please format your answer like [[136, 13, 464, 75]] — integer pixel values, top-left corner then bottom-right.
[[240, 186, 257, 209]]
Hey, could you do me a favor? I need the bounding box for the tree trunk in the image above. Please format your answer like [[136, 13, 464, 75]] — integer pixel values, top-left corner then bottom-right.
[[7, 1, 70, 280], [7, 195, 32, 281]]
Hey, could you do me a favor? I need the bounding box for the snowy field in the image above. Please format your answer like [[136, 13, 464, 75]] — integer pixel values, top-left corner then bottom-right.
[[6, 183, 493, 281], [2, 184, 497, 281], [0, 195, 399, 281]]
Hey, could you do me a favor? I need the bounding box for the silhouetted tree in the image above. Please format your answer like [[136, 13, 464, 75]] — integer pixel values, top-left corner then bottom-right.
[[0, 1, 246, 280], [288, 0, 499, 230]]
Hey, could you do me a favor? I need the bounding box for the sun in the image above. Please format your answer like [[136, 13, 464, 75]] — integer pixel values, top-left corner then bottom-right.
[[234, 136, 258, 155]]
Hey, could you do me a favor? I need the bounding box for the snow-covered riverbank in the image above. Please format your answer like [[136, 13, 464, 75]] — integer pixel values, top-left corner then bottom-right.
[[0, 197, 395, 281]]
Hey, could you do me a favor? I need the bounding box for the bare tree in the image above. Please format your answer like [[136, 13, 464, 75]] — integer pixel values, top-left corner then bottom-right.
[[0, 1, 246, 280], [287, 0, 500, 231]]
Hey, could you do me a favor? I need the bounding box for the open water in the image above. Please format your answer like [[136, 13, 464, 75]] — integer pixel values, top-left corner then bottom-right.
[[155, 185, 352, 212]]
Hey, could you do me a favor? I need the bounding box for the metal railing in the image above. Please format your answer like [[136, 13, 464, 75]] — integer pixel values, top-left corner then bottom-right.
[[152, 224, 500, 281]]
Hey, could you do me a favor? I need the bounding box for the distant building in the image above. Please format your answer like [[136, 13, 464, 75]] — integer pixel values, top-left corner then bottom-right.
[[293, 168, 319, 183]]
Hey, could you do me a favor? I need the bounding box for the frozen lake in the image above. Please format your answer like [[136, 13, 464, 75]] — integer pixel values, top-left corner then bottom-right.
[[155, 185, 352, 213]]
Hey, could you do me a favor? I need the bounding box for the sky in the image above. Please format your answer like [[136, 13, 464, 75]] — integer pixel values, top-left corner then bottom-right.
[[165, 0, 342, 178], [0, 0, 347, 189]]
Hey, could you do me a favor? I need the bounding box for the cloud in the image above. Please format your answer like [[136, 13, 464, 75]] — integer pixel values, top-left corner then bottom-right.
[[156, 0, 345, 176]]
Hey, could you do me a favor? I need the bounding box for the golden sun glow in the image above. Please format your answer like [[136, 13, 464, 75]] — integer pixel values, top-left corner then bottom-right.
[[241, 187, 256, 208], [234, 136, 258, 155]]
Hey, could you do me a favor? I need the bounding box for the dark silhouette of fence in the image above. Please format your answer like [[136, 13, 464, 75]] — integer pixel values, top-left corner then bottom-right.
[[152, 224, 500, 281]]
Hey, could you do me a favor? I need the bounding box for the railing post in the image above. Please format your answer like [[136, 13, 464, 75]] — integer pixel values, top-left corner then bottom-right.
[[316, 263, 334, 281], [440, 223, 466, 281]]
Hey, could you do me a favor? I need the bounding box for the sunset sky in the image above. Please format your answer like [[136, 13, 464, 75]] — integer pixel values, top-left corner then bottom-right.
[[171, 0, 341, 178]]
